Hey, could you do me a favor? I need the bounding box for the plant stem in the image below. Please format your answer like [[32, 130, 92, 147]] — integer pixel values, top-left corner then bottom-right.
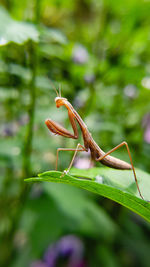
[[22, 41, 37, 177]]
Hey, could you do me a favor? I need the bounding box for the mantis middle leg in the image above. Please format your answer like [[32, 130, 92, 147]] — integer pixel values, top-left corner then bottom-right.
[[56, 143, 87, 174]]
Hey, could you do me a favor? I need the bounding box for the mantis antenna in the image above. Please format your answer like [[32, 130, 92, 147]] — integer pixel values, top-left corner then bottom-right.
[[49, 79, 59, 97], [59, 83, 62, 97]]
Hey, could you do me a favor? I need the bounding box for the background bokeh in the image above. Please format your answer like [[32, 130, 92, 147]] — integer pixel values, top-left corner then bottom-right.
[[0, 0, 150, 266]]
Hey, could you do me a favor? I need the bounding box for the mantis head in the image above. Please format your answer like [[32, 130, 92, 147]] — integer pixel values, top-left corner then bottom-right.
[[55, 96, 67, 108]]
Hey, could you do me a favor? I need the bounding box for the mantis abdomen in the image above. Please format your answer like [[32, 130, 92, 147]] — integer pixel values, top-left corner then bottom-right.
[[98, 153, 132, 170]]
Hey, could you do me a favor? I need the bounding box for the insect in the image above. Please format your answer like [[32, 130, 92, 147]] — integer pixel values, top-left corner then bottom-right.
[[45, 86, 145, 201]]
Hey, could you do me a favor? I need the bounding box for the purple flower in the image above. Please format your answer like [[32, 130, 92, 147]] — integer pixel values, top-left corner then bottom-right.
[[1, 114, 29, 137], [144, 126, 150, 144], [74, 157, 93, 169], [44, 235, 84, 267], [2, 126, 14, 137], [31, 260, 48, 267], [124, 84, 138, 99], [142, 113, 150, 144], [1, 122, 19, 137], [72, 45, 89, 64], [44, 245, 58, 267], [73, 96, 85, 109], [84, 73, 95, 84], [31, 235, 85, 267], [142, 113, 150, 128], [18, 114, 29, 126], [30, 184, 43, 199]]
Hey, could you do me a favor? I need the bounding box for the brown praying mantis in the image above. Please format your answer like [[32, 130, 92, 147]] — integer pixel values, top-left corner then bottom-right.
[[45, 86, 146, 201]]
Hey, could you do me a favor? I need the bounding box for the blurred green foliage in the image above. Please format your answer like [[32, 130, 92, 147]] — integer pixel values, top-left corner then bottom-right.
[[0, 0, 150, 266]]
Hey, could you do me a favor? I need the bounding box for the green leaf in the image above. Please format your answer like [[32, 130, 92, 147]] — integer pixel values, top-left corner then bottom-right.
[[0, 7, 39, 46], [25, 167, 150, 222]]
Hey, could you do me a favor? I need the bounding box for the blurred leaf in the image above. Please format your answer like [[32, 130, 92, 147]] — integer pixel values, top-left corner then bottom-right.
[[0, 7, 39, 46], [25, 168, 150, 222], [35, 75, 52, 90], [43, 183, 117, 239], [0, 87, 19, 100], [20, 195, 66, 256], [8, 63, 31, 81], [40, 43, 65, 59], [40, 26, 68, 44]]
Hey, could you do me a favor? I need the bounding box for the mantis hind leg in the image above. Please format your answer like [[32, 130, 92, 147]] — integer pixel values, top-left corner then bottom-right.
[[96, 141, 146, 201]]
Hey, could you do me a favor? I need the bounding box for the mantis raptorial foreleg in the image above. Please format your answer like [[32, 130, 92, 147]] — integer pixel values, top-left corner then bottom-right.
[[46, 118, 85, 171], [56, 143, 86, 174], [96, 141, 144, 200]]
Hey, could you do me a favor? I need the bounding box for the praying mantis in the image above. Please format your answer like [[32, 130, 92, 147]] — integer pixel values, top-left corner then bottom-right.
[[45, 86, 146, 201]]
